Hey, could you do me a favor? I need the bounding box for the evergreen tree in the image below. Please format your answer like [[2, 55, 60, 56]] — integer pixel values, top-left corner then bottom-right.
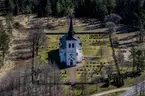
[[5, 0, 15, 13], [1, 0, 145, 25], [0, 20, 10, 65], [106, 0, 116, 14], [130, 47, 138, 73], [5, 13, 13, 36]]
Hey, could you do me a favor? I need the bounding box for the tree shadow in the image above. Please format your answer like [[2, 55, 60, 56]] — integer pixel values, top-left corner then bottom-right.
[[121, 71, 141, 79], [47, 49, 75, 69], [117, 25, 138, 34], [0, 13, 6, 16], [84, 24, 104, 31], [46, 24, 57, 30], [117, 41, 137, 48], [84, 57, 100, 61], [119, 34, 137, 41], [100, 79, 110, 88], [80, 18, 102, 26]]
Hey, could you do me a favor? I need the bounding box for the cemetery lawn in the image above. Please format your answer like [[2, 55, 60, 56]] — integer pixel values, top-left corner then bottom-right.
[[39, 33, 137, 95]]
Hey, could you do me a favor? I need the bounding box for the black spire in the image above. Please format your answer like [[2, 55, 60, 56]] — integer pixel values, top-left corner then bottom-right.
[[68, 16, 75, 37]]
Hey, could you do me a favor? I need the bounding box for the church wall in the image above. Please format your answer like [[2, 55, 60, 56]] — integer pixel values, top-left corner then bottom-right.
[[76, 49, 83, 63], [66, 40, 77, 66], [59, 49, 66, 62], [76, 40, 83, 63]]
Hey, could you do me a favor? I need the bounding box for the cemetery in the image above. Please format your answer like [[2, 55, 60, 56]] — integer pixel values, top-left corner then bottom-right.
[[38, 32, 134, 95]]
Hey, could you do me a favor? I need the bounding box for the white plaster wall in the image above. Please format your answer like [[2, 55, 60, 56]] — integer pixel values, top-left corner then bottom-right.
[[76, 49, 83, 63], [76, 40, 83, 63], [66, 40, 77, 66]]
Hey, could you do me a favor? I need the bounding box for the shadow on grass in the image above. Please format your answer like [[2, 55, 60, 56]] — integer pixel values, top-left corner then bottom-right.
[[119, 34, 137, 41], [84, 24, 104, 31], [48, 49, 75, 69], [118, 41, 137, 48], [117, 26, 138, 34], [101, 79, 110, 88]]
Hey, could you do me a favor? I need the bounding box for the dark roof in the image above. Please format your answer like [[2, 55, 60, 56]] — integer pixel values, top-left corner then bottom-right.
[[66, 16, 75, 40], [66, 36, 76, 40], [60, 34, 81, 49]]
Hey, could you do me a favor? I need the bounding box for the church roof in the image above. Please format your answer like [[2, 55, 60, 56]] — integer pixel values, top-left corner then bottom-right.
[[60, 34, 81, 49], [66, 16, 76, 40], [60, 16, 81, 49], [60, 34, 67, 49]]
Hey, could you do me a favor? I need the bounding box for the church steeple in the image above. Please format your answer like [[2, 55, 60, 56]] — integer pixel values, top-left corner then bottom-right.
[[68, 16, 75, 37]]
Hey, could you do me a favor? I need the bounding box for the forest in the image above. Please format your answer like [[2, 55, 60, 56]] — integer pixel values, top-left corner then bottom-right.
[[2, 0, 145, 26]]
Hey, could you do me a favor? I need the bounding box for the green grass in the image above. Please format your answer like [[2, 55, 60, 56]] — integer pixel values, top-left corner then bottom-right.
[[74, 89, 82, 96], [39, 34, 137, 96], [39, 50, 48, 61], [41, 33, 145, 96], [39, 34, 115, 79]]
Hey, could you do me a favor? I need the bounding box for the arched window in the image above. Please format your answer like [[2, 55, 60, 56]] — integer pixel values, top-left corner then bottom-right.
[[72, 43, 74, 48], [69, 43, 71, 48]]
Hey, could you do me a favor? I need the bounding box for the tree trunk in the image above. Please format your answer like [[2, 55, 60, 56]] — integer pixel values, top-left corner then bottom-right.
[[139, 23, 144, 43], [132, 57, 135, 73], [109, 33, 120, 75], [136, 50, 142, 72], [31, 40, 35, 83], [109, 33, 124, 87], [36, 41, 39, 56], [2, 50, 5, 65]]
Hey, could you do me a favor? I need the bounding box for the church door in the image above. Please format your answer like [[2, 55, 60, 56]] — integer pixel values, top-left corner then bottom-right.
[[70, 60, 73, 66]]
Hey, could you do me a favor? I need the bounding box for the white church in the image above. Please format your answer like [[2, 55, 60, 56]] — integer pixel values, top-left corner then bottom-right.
[[59, 17, 83, 66]]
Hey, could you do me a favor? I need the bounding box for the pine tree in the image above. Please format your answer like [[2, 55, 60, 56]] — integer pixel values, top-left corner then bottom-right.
[[0, 20, 10, 65], [5, 0, 15, 13], [130, 47, 137, 73]]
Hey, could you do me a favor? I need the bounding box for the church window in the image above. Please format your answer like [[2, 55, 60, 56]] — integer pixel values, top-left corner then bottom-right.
[[72, 43, 74, 48], [69, 43, 71, 48]]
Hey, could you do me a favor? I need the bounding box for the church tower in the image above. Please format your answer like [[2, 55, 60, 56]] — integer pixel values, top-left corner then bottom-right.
[[66, 16, 77, 66], [59, 16, 83, 67]]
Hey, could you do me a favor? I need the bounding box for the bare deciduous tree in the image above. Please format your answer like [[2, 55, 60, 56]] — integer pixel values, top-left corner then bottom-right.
[[0, 20, 10, 66], [29, 22, 47, 56], [105, 13, 124, 87], [116, 51, 125, 70], [0, 61, 64, 96], [28, 21, 48, 83], [79, 68, 90, 96]]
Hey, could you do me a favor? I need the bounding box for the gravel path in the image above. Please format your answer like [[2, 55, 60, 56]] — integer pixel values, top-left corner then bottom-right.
[[69, 67, 76, 83], [91, 87, 131, 96]]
